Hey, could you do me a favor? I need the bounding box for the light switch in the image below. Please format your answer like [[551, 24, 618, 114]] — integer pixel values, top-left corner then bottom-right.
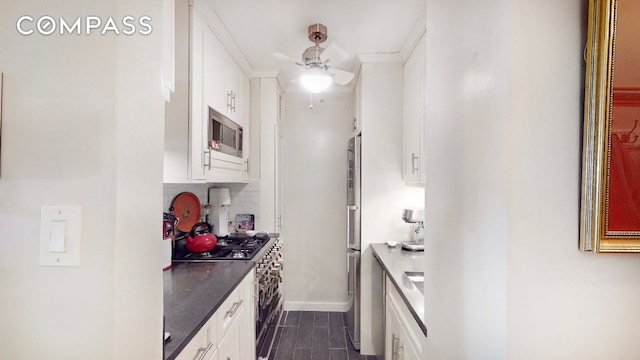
[[40, 206, 81, 266], [49, 220, 67, 253]]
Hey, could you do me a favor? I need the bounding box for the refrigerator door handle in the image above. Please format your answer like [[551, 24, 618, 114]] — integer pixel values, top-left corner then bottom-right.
[[346, 206, 350, 249], [347, 253, 352, 294], [347, 251, 360, 294], [347, 206, 359, 249]]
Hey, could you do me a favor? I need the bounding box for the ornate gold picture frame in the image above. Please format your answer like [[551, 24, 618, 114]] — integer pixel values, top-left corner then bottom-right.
[[581, 0, 640, 252]]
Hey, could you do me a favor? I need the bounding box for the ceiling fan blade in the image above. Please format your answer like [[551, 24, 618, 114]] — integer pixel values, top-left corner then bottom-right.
[[320, 43, 351, 64], [327, 67, 355, 86], [273, 52, 303, 66]]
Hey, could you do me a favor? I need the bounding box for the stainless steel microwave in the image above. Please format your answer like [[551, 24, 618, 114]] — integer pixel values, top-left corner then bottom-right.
[[208, 107, 243, 158]]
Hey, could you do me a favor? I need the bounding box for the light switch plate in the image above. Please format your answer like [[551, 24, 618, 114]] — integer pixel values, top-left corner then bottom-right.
[[40, 206, 81, 266]]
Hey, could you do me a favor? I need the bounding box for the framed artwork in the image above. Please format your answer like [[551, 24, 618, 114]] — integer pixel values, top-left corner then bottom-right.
[[581, 0, 640, 252]]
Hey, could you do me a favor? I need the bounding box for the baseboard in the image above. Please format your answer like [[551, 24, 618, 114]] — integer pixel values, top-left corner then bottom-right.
[[283, 301, 350, 312]]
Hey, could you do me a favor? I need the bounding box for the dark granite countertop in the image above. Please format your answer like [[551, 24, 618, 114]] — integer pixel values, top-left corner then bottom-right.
[[371, 243, 427, 336], [163, 261, 254, 360], [163, 234, 279, 360]]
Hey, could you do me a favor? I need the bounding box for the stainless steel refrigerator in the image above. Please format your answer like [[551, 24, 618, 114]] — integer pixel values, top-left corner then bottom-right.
[[346, 134, 361, 350]]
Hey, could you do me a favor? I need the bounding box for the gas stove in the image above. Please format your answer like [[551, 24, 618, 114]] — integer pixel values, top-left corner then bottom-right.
[[172, 232, 271, 261]]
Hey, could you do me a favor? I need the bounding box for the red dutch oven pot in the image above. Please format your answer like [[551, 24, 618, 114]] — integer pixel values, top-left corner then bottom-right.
[[186, 222, 217, 252]]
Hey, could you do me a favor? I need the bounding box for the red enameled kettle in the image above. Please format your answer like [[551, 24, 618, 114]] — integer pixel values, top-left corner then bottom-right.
[[186, 222, 217, 253]]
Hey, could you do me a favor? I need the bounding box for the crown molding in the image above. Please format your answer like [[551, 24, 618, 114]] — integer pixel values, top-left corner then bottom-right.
[[283, 84, 353, 94], [399, 10, 426, 63], [192, 0, 254, 77], [250, 70, 280, 78], [356, 53, 403, 63]]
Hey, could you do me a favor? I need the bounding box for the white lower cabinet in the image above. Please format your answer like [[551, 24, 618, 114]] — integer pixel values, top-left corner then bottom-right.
[[385, 276, 423, 360], [176, 271, 254, 360]]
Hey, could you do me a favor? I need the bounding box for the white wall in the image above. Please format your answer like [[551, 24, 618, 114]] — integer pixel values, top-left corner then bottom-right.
[[282, 91, 353, 311], [0, 1, 164, 359], [507, 0, 640, 358], [423, 0, 508, 358], [424, 0, 640, 359]]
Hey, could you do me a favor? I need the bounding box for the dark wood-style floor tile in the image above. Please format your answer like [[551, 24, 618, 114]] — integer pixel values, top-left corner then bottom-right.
[[329, 312, 344, 327], [329, 348, 349, 360], [314, 311, 329, 327], [273, 311, 377, 360], [329, 316, 347, 349], [295, 320, 313, 349], [344, 326, 363, 359], [284, 311, 301, 327], [312, 347, 330, 360], [300, 311, 315, 326], [293, 348, 312, 360], [278, 326, 298, 353], [312, 326, 329, 349]]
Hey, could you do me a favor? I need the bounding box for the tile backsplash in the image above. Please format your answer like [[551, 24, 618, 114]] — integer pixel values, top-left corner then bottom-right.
[[163, 181, 260, 229]]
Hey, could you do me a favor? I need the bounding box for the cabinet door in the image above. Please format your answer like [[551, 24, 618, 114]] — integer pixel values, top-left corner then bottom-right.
[[189, 8, 207, 181], [224, 54, 245, 124], [402, 36, 425, 184], [202, 23, 226, 115], [386, 296, 421, 360], [385, 296, 403, 360], [239, 272, 256, 360], [242, 75, 250, 181], [275, 90, 284, 233], [217, 307, 242, 360]]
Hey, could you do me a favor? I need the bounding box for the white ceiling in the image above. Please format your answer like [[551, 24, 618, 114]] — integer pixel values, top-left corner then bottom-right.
[[207, 0, 426, 91]]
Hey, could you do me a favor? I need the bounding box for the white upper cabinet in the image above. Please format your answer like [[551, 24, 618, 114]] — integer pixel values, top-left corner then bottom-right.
[[224, 54, 249, 127], [202, 24, 226, 116], [162, 0, 250, 184], [188, 6, 208, 182], [402, 35, 426, 184], [189, 2, 249, 183], [250, 77, 284, 233]]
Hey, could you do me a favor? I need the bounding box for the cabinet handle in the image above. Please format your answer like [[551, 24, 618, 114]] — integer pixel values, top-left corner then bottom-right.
[[231, 92, 237, 112], [226, 91, 232, 111], [195, 343, 214, 360], [411, 153, 419, 174], [244, 158, 249, 174], [226, 299, 243, 319], [392, 334, 398, 360], [397, 339, 404, 359], [277, 215, 282, 230], [353, 117, 357, 131], [204, 149, 212, 170]]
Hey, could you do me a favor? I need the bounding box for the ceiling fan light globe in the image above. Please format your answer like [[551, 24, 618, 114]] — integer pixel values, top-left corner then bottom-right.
[[300, 70, 333, 93]]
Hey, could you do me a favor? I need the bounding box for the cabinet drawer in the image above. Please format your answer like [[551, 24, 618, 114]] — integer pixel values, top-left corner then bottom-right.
[[175, 321, 214, 360], [215, 284, 243, 340]]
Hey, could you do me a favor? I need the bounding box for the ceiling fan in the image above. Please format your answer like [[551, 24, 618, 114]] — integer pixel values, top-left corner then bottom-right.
[[273, 23, 355, 93]]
